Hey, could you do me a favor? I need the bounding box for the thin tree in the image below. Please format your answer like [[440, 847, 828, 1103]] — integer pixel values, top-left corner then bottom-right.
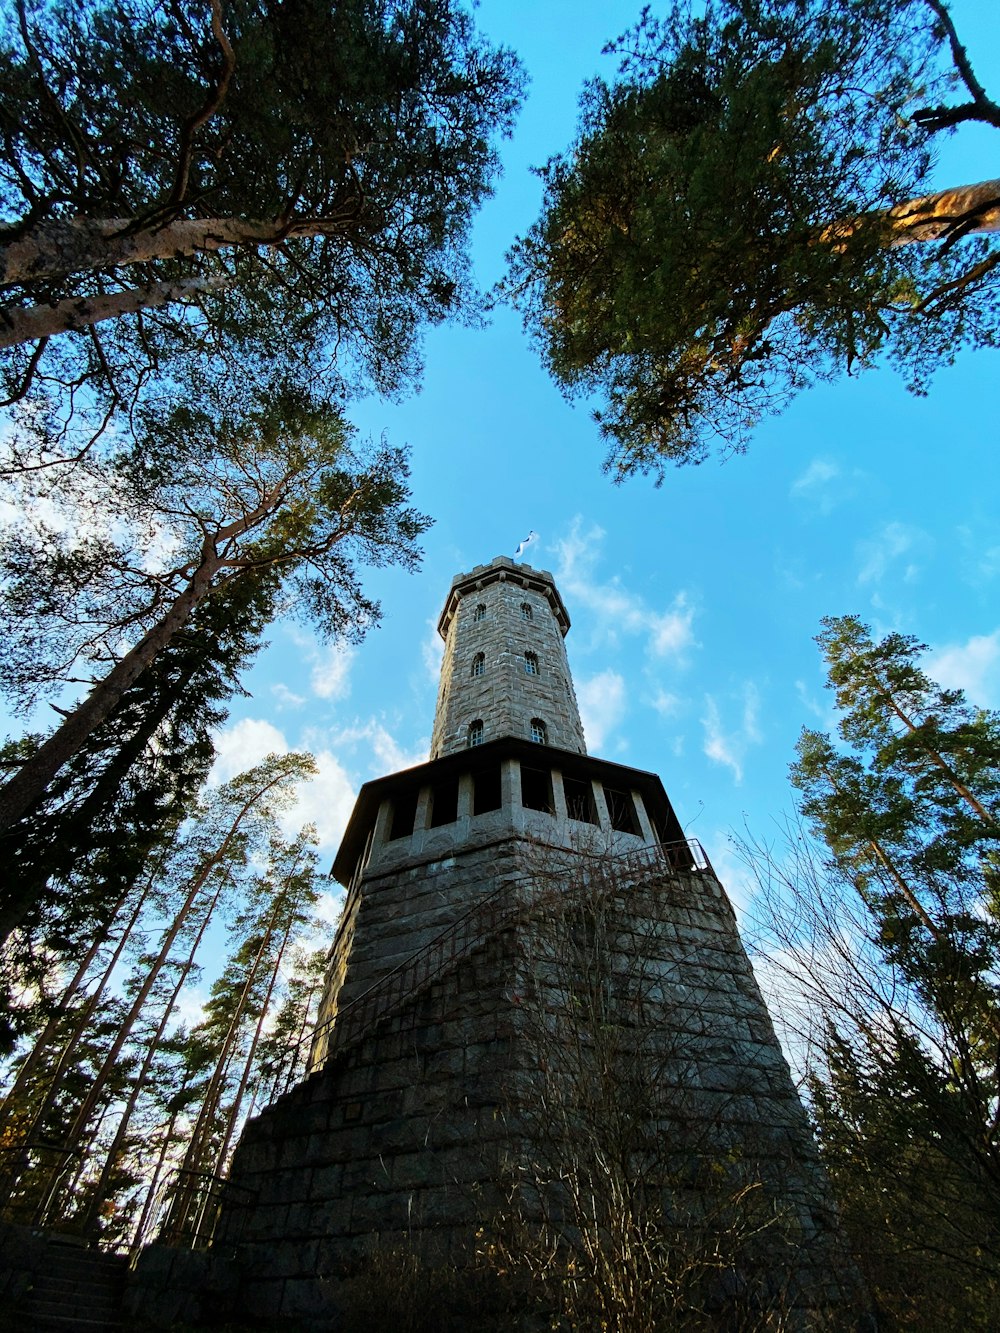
[[25, 752, 314, 1226], [739, 618, 1000, 1326]]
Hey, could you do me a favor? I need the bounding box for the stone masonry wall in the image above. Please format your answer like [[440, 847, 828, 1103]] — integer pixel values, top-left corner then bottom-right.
[[430, 560, 587, 759], [213, 839, 864, 1325]]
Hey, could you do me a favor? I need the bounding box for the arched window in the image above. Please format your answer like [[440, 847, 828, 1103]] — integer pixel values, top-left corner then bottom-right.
[[468, 719, 484, 748], [524, 651, 539, 675], [520, 602, 533, 621], [473, 603, 487, 622], [471, 652, 485, 678], [530, 718, 547, 744]]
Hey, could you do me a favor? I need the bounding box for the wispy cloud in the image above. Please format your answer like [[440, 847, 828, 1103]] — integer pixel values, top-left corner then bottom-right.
[[577, 669, 626, 752], [271, 682, 306, 709], [790, 457, 864, 514], [701, 684, 762, 785], [791, 458, 839, 493], [856, 521, 928, 586], [554, 518, 697, 661]]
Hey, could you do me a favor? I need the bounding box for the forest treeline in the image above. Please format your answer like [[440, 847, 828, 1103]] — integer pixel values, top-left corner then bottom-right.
[[0, 751, 327, 1248]]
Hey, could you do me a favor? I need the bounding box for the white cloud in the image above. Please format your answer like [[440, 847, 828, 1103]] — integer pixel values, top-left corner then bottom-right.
[[553, 518, 697, 661], [211, 718, 357, 854], [577, 669, 626, 752], [309, 643, 356, 700], [928, 629, 1000, 709], [856, 521, 928, 586], [422, 618, 445, 684], [649, 688, 681, 718], [288, 748, 357, 853], [271, 682, 306, 709], [331, 718, 429, 775], [701, 683, 763, 785], [794, 679, 832, 725], [212, 718, 291, 783], [170, 985, 209, 1032]]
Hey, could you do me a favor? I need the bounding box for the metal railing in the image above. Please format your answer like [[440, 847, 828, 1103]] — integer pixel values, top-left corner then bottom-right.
[[306, 837, 712, 1077]]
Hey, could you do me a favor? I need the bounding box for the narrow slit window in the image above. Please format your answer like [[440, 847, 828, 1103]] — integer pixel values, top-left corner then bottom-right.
[[520, 764, 553, 814], [530, 718, 547, 744], [473, 765, 502, 815], [520, 602, 533, 621], [388, 788, 419, 840], [524, 651, 539, 675], [468, 719, 484, 748], [473, 603, 486, 622], [471, 652, 485, 678], [564, 776, 598, 824], [604, 786, 641, 836]]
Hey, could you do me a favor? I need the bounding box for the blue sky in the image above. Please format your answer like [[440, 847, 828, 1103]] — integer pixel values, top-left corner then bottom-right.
[[213, 0, 1000, 917]]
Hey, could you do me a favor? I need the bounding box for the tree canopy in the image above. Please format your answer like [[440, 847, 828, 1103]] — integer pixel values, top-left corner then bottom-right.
[[0, 383, 429, 933], [507, 0, 1000, 479], [0, 0, 523, 432], [763, 616, 1000, 1323]]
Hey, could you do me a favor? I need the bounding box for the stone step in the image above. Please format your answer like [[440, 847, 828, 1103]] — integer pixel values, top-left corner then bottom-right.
[[14, 1240, 129, 1332]]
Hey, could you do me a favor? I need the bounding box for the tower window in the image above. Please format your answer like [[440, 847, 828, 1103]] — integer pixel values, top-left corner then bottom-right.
[[429, 776, 459, 827], [520, 764, 553, 814], [523, 651, 539, 675], [472, 765, 502, 815], [467, 720, 484, 748], [471, 652, 485, 678], [564, 776, 598, 825], [388, 788, 419, 841], [530, 718, 547, 744], [604, 786, 641, 836], [473, 603, 486, 622], [520, 602, 533, 621]]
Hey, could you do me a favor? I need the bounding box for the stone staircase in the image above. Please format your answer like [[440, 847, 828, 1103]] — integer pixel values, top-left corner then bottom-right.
[[311, 836, 711, 1073], [13, 1238, 128, 1331]]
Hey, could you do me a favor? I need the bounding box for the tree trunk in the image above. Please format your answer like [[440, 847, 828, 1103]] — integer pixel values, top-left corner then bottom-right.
[[2, 873, 154, 1200], [130, 1106, 181, 1255], [215, 914, 296, 1175], [167, 896, 285, 1240], [0, 552, 223, 865], [885, 178, 1000, 243], [0, 880, 133, 1141], [820, 178, 1000, 248], [1, 212, 358, 287], [80, 875, 226, 1237], [873, 682, 999, 828], [0, 276, 228, 347], [32, 771, 285, 1209]]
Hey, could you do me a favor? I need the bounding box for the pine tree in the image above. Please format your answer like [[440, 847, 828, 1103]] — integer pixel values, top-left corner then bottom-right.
[[0, 0, 522, 432], [507, 0, 999, 477], [742, 615, 1000, 1325]]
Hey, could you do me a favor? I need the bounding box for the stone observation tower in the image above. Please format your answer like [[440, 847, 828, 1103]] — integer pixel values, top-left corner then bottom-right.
[[197, 557, 860, 1324]]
